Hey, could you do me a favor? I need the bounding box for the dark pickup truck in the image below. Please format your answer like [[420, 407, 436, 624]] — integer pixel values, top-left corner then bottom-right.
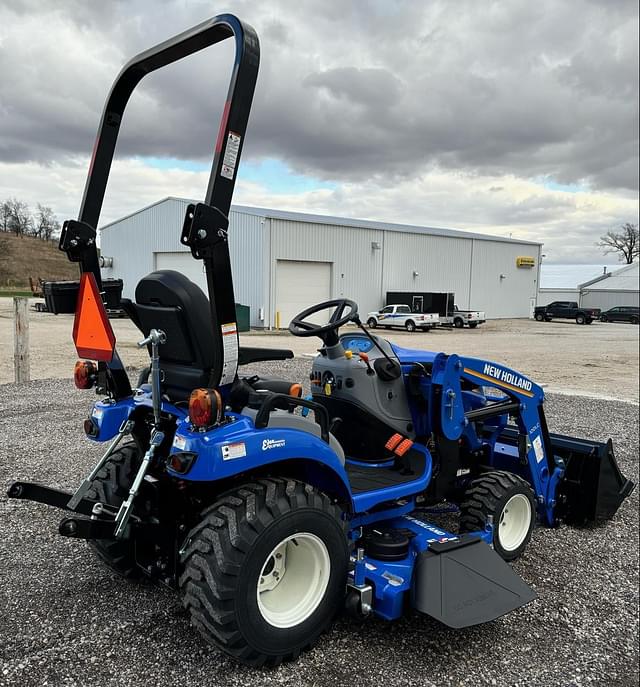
[[534, 301, 601, 325]]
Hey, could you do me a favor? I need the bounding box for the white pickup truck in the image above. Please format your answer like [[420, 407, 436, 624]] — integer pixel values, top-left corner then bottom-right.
[[366, 304, 439, 332], [441, 305, 486, 329]]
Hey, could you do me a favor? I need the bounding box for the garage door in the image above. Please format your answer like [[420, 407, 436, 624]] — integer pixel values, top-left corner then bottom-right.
[[155, 252, 208, 294], [275, 260, 331, 328]]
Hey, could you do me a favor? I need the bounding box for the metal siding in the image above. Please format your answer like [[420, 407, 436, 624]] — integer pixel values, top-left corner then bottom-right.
[[581, 290, 639, 309], [469, 241, 540, 317], [382, 232, 473, 308], [538, 288, 580, 306], [269, 219, 384, 325], [100, 200, 266, 326]]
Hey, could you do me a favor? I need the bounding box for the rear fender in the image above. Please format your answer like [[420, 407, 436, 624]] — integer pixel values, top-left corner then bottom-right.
[[169, 416, 353, 506]]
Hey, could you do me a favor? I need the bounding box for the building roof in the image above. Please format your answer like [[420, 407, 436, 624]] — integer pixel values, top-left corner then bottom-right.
[[100, 196, 541, 247], [579, 261, 640, 291], [540, 263, 618, 289]]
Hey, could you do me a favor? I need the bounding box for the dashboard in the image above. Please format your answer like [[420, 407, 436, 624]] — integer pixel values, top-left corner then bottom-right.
[[340, 334, 375, 353]]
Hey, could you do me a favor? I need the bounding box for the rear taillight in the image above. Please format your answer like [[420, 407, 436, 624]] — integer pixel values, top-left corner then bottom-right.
[[189, 388, 223, 429], [74, 360, 97, 389], [168, 451, 197, 474]]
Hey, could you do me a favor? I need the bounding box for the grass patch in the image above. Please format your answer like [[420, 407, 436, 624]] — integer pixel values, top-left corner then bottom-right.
[[0, 290, 32, 297]]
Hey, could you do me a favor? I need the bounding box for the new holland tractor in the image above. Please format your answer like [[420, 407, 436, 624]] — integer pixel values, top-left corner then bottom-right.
[[8, 14, 634, 667]]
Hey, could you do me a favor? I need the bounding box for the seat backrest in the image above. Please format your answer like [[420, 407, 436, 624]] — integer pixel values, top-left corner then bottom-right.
[[127, 270, 220, 401]]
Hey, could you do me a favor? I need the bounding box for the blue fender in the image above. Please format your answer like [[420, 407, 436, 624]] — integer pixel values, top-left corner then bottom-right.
[[169, 414, 354, 506]]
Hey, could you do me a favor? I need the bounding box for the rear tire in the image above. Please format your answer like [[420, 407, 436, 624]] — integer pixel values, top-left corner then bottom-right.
[[453, 318, 464, 328], [468, 322, 478, 329], [631, 316, 639, 325], [367, 318, 377, 329], [179, 478, 348, 667], [86, 443, 142, 579], [405, 320, 416, 332], [576, 314, 586, 324], [459, 471, 536, 561]]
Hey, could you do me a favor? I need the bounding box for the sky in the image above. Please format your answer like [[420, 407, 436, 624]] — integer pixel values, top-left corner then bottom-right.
[[0, 0, 638, 264]]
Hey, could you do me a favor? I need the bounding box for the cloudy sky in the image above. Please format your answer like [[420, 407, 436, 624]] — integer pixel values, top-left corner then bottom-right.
[[1, 0, 638, 263]]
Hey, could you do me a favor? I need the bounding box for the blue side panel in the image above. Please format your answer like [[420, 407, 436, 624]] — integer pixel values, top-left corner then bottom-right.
[[390, 343, 438, 365], [169, 412, 352, 492]]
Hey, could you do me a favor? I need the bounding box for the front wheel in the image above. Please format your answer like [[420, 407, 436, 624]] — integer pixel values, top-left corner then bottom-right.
[[459, 471, 536, 561], [534, 313, 544, 322], [179, 479, 348, 667], [366, 318, 377, 329], [600, 315, 607, 322]]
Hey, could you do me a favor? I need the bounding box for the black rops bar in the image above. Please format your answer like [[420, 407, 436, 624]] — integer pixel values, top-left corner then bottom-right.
[[59, 14, 260, 395]]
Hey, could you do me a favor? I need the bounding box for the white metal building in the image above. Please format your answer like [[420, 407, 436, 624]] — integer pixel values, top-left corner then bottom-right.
[[99, 197, 542, 327], [579, 262, 639, 309]]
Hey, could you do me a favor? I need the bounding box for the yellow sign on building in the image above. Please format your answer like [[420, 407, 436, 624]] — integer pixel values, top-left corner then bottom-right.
[[516, 256, 536, 268]]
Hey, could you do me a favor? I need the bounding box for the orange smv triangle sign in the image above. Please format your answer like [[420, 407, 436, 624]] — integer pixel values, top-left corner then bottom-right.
[[72, 272, 116, 361]]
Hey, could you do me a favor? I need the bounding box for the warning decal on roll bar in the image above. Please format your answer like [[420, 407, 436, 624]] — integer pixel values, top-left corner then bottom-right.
[[221, 131, 241, 179], [220, 322, 238, 385]]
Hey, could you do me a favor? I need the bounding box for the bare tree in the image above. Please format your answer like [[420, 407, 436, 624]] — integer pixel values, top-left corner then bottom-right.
[[598, 223, 639, 264], [6, 198, 32, 237], [35, 204, 59, 241], [0, 200, 11, 232]]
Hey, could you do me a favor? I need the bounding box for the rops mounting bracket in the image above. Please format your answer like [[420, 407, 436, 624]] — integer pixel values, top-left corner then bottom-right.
[[181, 203, 229, 259], [59, 219, 97, 263]]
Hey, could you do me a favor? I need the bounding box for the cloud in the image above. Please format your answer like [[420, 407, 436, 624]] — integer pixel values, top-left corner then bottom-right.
[[0, 0, 637, 264]]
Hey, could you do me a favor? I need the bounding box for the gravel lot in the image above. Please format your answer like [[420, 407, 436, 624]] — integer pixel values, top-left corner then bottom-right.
[[1, 298, 638, 401], [0, 358, 637, 687]]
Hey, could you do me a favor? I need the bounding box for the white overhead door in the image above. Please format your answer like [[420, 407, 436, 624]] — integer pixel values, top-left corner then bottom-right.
[[155, 252, 208, 294], [275, 260, 331, 328]]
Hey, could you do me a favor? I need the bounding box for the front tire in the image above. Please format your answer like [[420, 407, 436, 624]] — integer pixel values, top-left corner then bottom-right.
[[534, 313, 544, 322], [459, 471, 536, 561], [179, 478, 348, 667], [367, 318, 377, 328], [86, 443, 142, 579]]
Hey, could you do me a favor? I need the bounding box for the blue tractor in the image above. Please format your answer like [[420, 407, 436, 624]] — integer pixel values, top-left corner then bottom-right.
[[8, 13, 634, 667]]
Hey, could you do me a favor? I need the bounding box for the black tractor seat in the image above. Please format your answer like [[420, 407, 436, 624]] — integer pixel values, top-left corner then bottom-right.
[[123, 270, 294, 402]]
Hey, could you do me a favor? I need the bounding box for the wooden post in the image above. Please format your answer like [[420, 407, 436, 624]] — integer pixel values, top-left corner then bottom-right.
[[13, 297, 30, 383]]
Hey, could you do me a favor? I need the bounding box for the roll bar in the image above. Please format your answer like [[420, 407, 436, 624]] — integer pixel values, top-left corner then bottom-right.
[[59, 14, 260, 396]]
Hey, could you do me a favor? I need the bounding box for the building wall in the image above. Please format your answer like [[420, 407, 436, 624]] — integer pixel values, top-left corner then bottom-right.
[[468, 240, 541, 317], [537, 288, 580, 306], [382, 232, 473, 308], [100, 199, 268, 326], [268, 218, 385, 326], [100, 198, 541, 326], [581, 290, 639, 309]]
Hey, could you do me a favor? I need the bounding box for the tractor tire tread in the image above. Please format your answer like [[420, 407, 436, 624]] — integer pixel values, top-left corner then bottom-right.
[[459, 470, 535, 561], [85, 443, 142, 579], [179, 477, 345, 667]]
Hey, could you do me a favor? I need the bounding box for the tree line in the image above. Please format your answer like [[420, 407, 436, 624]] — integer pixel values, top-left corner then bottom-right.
[[0, 198, 61, 242]]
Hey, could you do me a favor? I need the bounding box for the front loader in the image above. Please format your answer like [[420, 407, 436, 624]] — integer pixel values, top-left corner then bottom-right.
[[7, 13, 634, 667]]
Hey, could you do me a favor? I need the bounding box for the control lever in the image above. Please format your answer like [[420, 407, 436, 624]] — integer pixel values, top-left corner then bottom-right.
[[138, 328, 166, 427], [358, 352, 375, 375]]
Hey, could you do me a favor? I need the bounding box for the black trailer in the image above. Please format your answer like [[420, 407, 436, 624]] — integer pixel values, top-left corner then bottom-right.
[[386, 291, 454, 316]]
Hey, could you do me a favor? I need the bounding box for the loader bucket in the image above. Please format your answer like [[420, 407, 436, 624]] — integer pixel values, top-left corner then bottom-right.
[[551, 433, 635, 526]]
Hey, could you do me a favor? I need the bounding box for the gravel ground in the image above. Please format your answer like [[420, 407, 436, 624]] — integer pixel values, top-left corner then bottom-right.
[[0, 361, 638, 687]]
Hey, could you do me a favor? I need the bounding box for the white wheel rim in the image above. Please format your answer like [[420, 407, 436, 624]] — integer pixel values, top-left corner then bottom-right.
[[257, 532, 330, 629], [498, 494, 532, 551]]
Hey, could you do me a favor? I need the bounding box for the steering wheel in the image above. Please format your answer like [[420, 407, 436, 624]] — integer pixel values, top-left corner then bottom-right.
[[289, 298, 358, 346]]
